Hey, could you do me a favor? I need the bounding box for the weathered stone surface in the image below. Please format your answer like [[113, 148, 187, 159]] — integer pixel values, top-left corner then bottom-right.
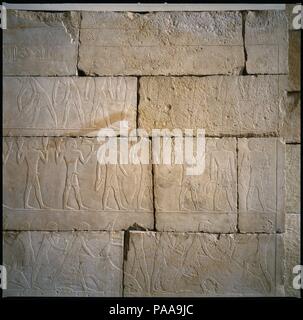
[[154, 138, 237, 232], [3, 77, 137, 136], [3, 10, 79, 76], [238, 138, 285, 233], [139, 76, 285, 135], [246, 11, 288, 74], [3, 137, 153, 230], [3, 231, 123, 296], [124, 232, 281, 297], [286, 145, 300, 214], [283, 214, 301, 297], [288, 31, 301, 91], [279, 92, 301, 143], [79, 12, 244, 75]]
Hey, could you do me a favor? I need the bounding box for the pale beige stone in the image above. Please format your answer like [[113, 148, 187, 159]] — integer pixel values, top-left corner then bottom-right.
[[154, 138, 237, 232], [246, 11, 288, 74], [139, 76, 285, 135], [124, 232, 280, 297], [3, 77, 137, 136], [283, 214, 301, 297], [286, 145, 300, 214], [3, 137, 153, 230], [79, 12, 244, 75], [279, 92, 301, 143], [3, 10, 79, 76], [3, 231, 124, 296], [288, 31, 301, 91], [238, 138, 285, 233]]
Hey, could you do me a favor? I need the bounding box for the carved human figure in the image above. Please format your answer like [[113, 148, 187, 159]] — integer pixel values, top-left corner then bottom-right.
[[241, 140, 270, 212], [17, 78, 57, 127], [17, 138, 49, 209], [3, 137, 14, 166], [210, 140, 236, 211], [52, 78, 85, 128], [90, 78, 128, 129], [56, 139, 94, 210], [179, 173, 201, 211]]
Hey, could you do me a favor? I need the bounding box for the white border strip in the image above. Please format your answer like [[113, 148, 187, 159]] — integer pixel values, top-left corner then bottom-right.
[[3, 3, 285, 12]]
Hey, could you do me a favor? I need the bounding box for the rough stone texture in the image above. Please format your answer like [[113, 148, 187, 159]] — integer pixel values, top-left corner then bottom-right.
[[238, 138, 285, 233], [3, 231, 124, 296], [124, 232, 281, 297], [246, 11, 288, 74], [286, 145, 300, 214], [3, 137, 153, 230], [283, 214, 301, 297], [279, 92, 301, 143], [154, 138, 237, 232], [288, 31, 301, 91], [78, 12, 245, 75], [3, 77, 137, 136], [3, 10, 80, 76], [138, 76, 286, 135]]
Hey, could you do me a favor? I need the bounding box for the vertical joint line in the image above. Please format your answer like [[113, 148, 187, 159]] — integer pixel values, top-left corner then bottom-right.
[[241, 11, 248, 75]]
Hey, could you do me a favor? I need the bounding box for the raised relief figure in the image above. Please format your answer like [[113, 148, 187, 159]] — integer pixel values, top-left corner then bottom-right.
[[210, 140, 236, 212], [56, 139, 94, 210], [17, 78, 57, 128], [17, 138, 49, 209], [241, 140, 271, 212]]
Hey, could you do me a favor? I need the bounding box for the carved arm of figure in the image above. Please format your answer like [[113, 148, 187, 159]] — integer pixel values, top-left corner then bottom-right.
[[3, 138, 14, 165], [55, 138, 64, 164], [40, 137, 49, 163], [79, 143, 95, 165], [16, 137, 25, 164]]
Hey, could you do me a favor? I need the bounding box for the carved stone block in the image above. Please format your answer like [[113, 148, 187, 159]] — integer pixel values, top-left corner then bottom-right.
[[246, 11, 288, 74], [3, 77, 137, 136], [238, 138, 285, 233], [3, 231, 124, 296], [3, 137, 153, 230], [3, 10, 80, 76], [138, 76, 285, 135], [154, 138, 237, 232], [78, 12, 244, 75], [279, 92, 301, 143], [288, 31, 301, 91], [124, 232, 281, 297], [286, 145, 300, 214]]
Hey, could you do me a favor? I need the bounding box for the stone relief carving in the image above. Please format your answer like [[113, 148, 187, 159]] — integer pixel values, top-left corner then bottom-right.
[[3, 77, 137, 136], [124, 232, 277, 297], [4, 231, 123, 296]]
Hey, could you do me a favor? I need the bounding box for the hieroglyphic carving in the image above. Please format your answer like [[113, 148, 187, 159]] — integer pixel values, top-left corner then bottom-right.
[[3, 231, 123, 296], [3, 10, 79, 75], [154, 138, 237, 232], [3, 77, 137, 136], [124, 232, 278, 297], [3, 137, 153, 231], [238, 138, 285, 233], [139, 76, 285, 135]]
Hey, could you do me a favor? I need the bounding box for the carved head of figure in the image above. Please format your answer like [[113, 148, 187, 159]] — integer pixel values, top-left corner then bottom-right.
[[66, 139, 77, 151], [216, 139, 225, 150], [247, 139, 259, 151], [28, 139, 39, 150]]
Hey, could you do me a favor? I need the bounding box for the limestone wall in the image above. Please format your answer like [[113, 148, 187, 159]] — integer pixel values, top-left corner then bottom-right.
[[2, 8, 300, 297]]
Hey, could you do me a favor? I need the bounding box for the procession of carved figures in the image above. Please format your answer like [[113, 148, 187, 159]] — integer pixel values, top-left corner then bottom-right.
[[4, 137, 277, 214], [3, 77, 136, 132], [3, 137, 152, 212], [4, 232, 123, 295], [125, 233, 275, 296]]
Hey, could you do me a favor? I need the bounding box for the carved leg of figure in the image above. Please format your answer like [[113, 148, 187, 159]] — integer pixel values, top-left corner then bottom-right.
[[63, 182, 74, 210], [74, 185, 88, 210], [24, 175, 34, 209], [179, 185, 188, 211], [34, 176, 49, 209]]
